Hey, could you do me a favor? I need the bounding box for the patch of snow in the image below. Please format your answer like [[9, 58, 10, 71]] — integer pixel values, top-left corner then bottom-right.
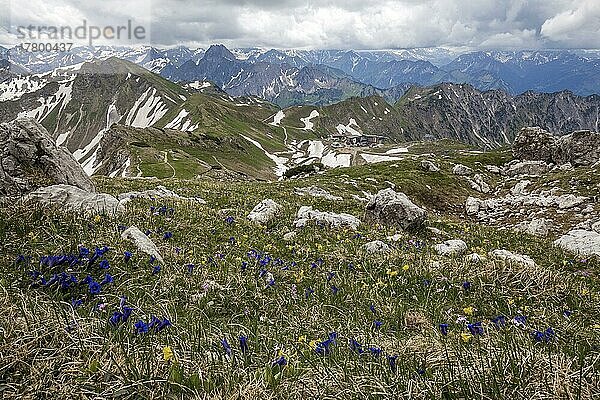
[[300, 110, 319, 130]]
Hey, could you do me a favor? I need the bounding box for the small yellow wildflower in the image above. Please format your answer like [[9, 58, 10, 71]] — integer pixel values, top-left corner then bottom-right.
[[582, 289, 590, 295], [93, 215, 101, 223], [508, 298, 515, 305], [592, 324, 600, 330], [386, 268, 398, 277], [308, 340, 318, 350], [402, 264, 410, 271], [298, 335, 307, 344], [163, 346, 174, 362], [461, 333, 472, 343], [463, 306, 474, 316]]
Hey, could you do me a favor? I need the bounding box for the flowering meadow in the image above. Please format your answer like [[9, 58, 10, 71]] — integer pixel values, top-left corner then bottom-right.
[[1, 161, 599, 399]]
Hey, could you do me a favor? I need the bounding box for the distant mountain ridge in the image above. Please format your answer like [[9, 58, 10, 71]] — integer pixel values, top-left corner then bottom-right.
[[4, 45, 600, 104]]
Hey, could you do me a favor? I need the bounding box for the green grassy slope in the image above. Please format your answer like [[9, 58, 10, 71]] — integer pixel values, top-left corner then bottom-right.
[[1, 150, 599, 398]]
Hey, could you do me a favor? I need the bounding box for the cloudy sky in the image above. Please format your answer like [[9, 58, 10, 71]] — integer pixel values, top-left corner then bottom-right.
[[2, 0, 600, 49]]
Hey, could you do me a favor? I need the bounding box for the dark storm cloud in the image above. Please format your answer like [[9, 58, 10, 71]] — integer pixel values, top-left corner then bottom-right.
[[2, 0, 599, 49]]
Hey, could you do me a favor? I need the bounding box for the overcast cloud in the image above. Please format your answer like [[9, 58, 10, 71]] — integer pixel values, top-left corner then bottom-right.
[[2, 0, 600, 49]]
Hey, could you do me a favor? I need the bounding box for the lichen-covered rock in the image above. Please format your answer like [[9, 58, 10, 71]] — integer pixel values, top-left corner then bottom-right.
[[452, 164, 473, 176], [23, 184, 120, 215], [421, 160, 440, 172], [118, 186, 206, 206], [247, 199, 282, 224], [554, 230, 600, 257], [489, 249, 536, 268], [515, 218, 553, 237], [513, 127, 556, 164], [434, 239, 468, 256], [506, 160, 551, 177], [295, 206, 361, 230], [365, 188, 427, 230], [513, 126, 600, 167], [0, 118, 94, 196], [363, 240, 391, 254], [121, 226, 164, 264]]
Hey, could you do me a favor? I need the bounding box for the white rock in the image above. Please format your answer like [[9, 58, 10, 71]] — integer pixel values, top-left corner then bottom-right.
[[434, 239, 468, 256], [489, 249, 536, 268], [121, 226, 164, 264], [247, 199, 282, 224], [484, 165, 501, 174], [421, 160, 440, 172], [554, 230, 600, 257], [283, 232, 297, 242], [472, 174, 491, 193], [465, 253, 483, 263], [555, 194, 587, 209], [515, 218, 553, 237], [386, 233, 403, 242], [365, 188, 427, 230], [294, 186, 342, 201], [506, 161, 550, 177], [453, 164, 473, 176], [465, 197, 481, 215], [511, 180, 531, 196], [24, 184, 121, 215], [363, 240, 391, 254], [294, 206, 361, 230]]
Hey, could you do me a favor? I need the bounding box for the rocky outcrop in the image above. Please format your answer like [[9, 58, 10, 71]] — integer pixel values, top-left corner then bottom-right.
[[294, 206, 361, 230], [23, 184, 120, 215], [0, 119, 94, 196], [363, 240, 391, 254], [365, 189, 427, 230], [453, 164, 473, 176], [515, 218, 553, 237], [554, 230, 600, 257], [421, 160, 440, 172], [505, 160, 551, 177], [513, 127, 600, 167], [121, 226, 164, 264], [434, 240, 468, 256], [247, 199, 282, 224], [489, 249, 536, 268]]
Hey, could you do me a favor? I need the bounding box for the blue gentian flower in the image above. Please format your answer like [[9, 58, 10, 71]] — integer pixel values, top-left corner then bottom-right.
[[273, 356, 287, 367], [88, 281, 101, 295], [369, 304, 376, 314], [100, 274, 113, 285], [239, 336, 249, 354], [225, 216, 234, 224], [387, 355, 398, 371], [186, 264, 195, 274], [71, 298, 83, 308], [373, 320, 383, 330], [134, 320, 149, 334], [163, 232, 173, 240], [109, 311, 122, 326], [349, 338, 363, 354], [423, 279, 431, 286], [439, 323, 449, 336], [331, 285, 339, 295], [122, 306, 133, 322], [563, 310, 572, 317], [327, 272, 335, 282], [368, 347, 382, 356], [152, 265, 161, 275], [462, 281, 471, 290], [467, 322, 484, 336], [513, 315, 527, 327], [221, 339, 232, 356], [241, 261, 248, 271], [99, 260, 110, 269], [124, 251, 133, 262]]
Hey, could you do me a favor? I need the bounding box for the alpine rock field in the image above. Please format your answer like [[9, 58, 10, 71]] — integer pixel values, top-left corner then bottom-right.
[[1, 1, 600, 399]]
